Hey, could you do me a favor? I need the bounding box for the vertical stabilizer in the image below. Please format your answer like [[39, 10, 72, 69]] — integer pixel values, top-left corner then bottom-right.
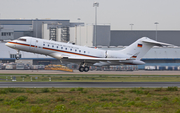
[[121, 37, 172, 60]]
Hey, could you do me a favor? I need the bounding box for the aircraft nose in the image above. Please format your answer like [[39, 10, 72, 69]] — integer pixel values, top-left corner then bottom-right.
[[5, 42, 15, 48], [5, 42, 10, 47]]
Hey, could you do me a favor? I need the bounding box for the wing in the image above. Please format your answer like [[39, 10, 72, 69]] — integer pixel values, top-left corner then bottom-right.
[[49, 52, 144, 66], [66, 56, 127, 62]]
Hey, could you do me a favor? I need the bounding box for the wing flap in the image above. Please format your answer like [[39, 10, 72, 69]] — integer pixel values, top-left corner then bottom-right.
[[63, 57, 130, 66], [67, 57, 128, 61]]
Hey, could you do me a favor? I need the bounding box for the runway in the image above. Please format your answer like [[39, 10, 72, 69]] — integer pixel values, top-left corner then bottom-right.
[[0, 82, 180, 88]]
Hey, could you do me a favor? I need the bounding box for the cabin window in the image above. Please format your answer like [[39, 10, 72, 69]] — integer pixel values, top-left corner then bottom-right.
[[43, 44, 45, 46], [79, 50, 81, 52], [65, 48, 67, 50], [48, 45, 49, 47], [70, 49, 72, 51], [61, 47, 63, 49], [75, 50, 77, 52], [57, 46, 58, 48], [84, 51, 86, 53], [52, 45, 54, 48]]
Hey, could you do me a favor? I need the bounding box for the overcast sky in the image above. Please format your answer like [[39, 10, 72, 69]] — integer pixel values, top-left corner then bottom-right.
[[0, 0, 180, 30]]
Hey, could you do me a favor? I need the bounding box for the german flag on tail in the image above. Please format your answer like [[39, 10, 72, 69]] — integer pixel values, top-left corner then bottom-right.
[[137, 44, 142, 47]]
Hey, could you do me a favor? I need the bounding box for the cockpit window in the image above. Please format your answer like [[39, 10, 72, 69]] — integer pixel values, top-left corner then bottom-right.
[[18, 38, 26, 42]]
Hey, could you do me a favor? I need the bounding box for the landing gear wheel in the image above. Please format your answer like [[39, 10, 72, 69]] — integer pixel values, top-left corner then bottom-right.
[[79, 66, 84, 72], [84, 66, 89, 72], [15, 56, 19, 60]]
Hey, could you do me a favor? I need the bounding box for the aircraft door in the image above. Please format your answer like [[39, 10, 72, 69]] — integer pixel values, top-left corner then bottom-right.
[[13, 41, 16, 49], [105, 50, 107, 58], [29, 38, 38, 52]]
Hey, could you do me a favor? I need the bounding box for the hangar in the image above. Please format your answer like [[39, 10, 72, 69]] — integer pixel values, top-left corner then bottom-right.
[[110, 30, 180, 46]]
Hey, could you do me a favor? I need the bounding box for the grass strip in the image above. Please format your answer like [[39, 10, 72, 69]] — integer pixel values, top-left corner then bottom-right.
[[0, 87, 180, 113]]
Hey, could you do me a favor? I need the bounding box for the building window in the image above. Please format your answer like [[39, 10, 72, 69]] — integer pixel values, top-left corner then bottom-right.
[[10, 54, 21, 58], [18, 38, 26, 42], [1, 32, 12, 36]]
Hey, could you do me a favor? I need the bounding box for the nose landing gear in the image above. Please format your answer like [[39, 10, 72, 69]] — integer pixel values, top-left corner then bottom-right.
[[16, 50, 20, 60]]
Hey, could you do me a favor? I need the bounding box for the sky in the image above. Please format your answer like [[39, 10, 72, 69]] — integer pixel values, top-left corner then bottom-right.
[[0, 0, 180, 30]]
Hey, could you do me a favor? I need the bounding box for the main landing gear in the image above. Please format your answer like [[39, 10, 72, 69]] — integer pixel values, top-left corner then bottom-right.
[[79, 62, 89, 72], [79, 66, 89, 72]]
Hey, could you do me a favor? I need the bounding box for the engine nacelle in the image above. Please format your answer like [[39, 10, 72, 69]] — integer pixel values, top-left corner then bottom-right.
[[119, 60, 145, 65], [132, 60, 145, 65], [49, 53, 68, 60], [107, 50, 130, 58]]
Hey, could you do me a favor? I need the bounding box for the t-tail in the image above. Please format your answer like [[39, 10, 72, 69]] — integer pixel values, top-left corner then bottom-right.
[[121, 37, 172, 60]]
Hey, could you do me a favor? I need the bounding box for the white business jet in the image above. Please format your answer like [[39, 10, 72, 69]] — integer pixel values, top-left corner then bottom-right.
[[5, 36, 171, 72]]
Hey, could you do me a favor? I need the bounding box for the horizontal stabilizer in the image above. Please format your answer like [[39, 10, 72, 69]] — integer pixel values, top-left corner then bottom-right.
[[142, 39, 173, 46]]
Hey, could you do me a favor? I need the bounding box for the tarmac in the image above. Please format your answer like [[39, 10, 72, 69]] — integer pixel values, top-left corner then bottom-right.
[[1, 70, 180, 88], [0, 70, 180, 75]]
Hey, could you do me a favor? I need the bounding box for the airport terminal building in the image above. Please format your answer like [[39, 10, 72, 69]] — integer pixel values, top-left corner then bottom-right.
[[0, 19, 180, 70]]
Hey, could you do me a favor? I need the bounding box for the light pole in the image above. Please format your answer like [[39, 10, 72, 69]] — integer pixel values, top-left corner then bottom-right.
[[77, 18, 81, 22], [78, 18, 81, 45], [0, 13, 1, 33], [36, 18, 38, 38], [77, 18, 81, 45], [130, 24, 134, 30], [75, 18, 81, 45], [93, 2, 99, 47], [154, 22, 159, 41]]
